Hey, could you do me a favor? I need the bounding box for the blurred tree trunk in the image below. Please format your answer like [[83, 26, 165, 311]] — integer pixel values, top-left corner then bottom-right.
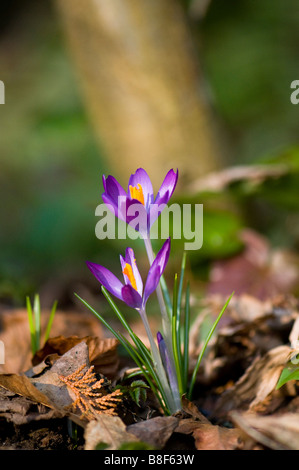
[[55, 0, 223, 188]]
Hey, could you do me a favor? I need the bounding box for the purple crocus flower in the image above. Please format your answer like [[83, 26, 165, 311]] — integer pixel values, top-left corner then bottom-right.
[[86, 238, 171, 310], [102, 168, 178, 236]]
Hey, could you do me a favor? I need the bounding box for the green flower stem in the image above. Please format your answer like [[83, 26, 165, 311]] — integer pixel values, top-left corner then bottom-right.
[[143, 237, 182, 411], [143, 237, 171, 334], [75, 293, 170, 414], [96, 289, 174, 413], [176, 252, 187, 371], [139, 306, 178, 413], [172, 274, 183, 396]]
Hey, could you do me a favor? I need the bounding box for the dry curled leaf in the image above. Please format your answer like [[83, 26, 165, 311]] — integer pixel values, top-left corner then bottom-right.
[[32, 335, 119, 378], [192, 423, 241, 450], [214, 345, 299, 415], [181, 396, 210, 422], [0, 373, 56, 410], [175, 412, 241, 450], [231, 412, 299, 450], [175, 397, 241, 450], [127, 416, 178, 449], [0, 387, 61, 425]]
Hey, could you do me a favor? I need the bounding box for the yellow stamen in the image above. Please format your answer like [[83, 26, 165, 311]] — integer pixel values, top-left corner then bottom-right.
[[123, 263, 137, 291], [129, 183, 145, 205]]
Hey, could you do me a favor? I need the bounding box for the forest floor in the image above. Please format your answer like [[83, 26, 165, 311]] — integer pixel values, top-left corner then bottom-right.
[[0, 285, 299, 451]]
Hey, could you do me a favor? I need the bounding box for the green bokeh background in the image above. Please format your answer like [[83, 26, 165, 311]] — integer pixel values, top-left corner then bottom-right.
[[0, 0, 298, 306]]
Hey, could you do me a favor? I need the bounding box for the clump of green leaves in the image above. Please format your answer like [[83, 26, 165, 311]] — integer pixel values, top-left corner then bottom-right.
[[26, 294, 58, 355], [76, 256, 233, 414]]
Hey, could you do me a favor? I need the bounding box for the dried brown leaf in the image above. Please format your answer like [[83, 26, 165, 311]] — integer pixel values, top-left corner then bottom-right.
[[0, 373, 56, 409], [181, 396, 210, 423], [214, 345, 299, 414], [84, 414, 139, 450], [189, 290, 299, 393], [127, 416, 178, 449], [32, 335, 119, 378], [174, 396, 241, 450], [30, 341, 91, 412], [0, 388, 61, 425], [193, 423, 241, 450], [231, 412, 299, 450]]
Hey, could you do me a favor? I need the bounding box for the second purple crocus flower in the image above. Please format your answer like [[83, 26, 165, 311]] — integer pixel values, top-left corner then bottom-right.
[[86, 238, 171, 311]]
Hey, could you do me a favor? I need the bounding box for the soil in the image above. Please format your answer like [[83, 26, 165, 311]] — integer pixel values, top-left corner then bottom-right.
[[0, 417, 85, 450]]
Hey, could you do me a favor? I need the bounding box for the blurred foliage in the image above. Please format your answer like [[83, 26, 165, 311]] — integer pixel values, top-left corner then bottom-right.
[[199, 0, 299, 163], [0, 0, 298, 305]]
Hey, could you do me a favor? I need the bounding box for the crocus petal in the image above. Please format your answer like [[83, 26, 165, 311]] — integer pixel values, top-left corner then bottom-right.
[[120, 255, 128, 284], [102, 175, 128, 221], [121, 284, 143, 309], [143, 264, 162, 306], [148, 191, 170, 228], [143, 238, 171, 305], [124, 247, 143, 295], [103, 175, 127, 203], [126, 198, 149, 235], [128, 168, 154, 210], [155, 169, 178, 206], [152, 237, 171, 274], [120, 249, 143, 296], [86, 261, 124, 300]]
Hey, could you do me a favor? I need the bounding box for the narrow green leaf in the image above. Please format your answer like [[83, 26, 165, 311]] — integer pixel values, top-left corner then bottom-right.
[[188, 292, 234, 400], [44, 300, 58, 342], [177, 252, 187, 317], [33, 294, 41, 353], [183, 282, 190, 392], [100, 288, 170, 403], [176, 252, 187, 373], [172, 274, 183, 395], [100, 288, 160, 381], [26, 296, 36, 355], [101, 287, 134, 335], [74, 293, 170, 415], [159, 274, 172, 319]]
